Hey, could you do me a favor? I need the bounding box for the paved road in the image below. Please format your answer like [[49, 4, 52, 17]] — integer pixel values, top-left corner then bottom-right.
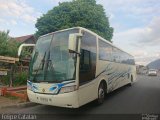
[[1, 75, 160, 115]]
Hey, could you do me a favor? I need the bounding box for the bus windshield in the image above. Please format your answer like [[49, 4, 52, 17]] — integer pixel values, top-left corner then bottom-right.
[[29, 29, 78, 83]]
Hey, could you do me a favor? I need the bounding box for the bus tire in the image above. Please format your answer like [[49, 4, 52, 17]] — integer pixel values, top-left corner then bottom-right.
[[97, 82, 105, 104], [129, 75, 133, 86]]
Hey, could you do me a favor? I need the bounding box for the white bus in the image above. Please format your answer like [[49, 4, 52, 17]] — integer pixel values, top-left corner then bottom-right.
[[27, 27, 136, 108]]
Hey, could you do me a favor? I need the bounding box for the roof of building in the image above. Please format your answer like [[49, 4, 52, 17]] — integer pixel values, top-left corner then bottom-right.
[[15, 34, 35, 43]]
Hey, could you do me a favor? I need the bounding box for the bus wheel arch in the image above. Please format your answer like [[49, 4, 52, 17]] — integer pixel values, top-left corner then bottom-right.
[[97, 80, 107, 104]]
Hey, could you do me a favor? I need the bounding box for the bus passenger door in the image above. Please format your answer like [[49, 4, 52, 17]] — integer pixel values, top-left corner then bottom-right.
[[77, 31, 97, 106], [78, 49, 97, 106]]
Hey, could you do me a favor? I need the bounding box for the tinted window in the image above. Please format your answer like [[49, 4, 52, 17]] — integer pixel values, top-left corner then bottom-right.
[[112, 47, 121, 62], [99, 40, 112, 61], [98, 39, 135, 65], [80, 50, 91, 71]]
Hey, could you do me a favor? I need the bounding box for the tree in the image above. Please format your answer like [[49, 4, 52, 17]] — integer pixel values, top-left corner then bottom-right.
[[35, 0, 113, 41], [0, 30, 19, 57]]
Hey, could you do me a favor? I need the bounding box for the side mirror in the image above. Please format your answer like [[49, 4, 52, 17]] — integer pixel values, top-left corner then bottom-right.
[[68, 33, 83, 53], [18, 44, 35, 57]]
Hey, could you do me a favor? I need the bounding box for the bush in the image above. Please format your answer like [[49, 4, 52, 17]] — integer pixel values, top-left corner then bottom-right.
[[0, 30, 19, 57], [0, 75, 10, 86], [0, 71, 28, 87], [13, 72, 28, 87]]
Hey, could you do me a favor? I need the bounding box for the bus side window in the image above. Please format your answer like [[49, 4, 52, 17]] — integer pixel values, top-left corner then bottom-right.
[[80, 49, 91, 72]]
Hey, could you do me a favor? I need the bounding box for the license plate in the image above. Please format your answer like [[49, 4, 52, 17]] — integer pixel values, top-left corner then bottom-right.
[[40, 97, 49, 102]]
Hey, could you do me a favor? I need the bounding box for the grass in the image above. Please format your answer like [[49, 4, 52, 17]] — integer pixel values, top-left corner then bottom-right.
[[5, 94, 19, 100]]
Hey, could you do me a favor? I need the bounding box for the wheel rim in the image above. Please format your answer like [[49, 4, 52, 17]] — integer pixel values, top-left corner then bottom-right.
[[99, 87, 104, 101]]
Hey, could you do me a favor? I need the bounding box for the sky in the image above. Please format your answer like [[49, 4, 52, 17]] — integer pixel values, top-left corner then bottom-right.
[[0, 0, 160, 65]]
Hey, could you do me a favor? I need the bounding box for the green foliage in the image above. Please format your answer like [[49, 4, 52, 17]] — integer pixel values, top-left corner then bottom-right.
[[0, 30, 19, 57], [13, 72, 28, 87], [20, 46, 34, 60], [1, 75, 10, 86], [35, 0, 113, 41], [1, 71, 28, 87]]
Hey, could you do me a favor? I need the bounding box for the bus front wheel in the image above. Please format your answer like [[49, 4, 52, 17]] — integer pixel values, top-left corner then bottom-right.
[[97, 82, 105, 104]]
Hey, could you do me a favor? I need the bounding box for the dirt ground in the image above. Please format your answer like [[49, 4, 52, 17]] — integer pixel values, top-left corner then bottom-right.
[[0, 96, 24, 108]]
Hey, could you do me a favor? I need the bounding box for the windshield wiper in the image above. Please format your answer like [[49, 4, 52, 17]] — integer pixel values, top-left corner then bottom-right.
[[46, 51, 54, 71], [44, 50, 55, 80], [32, 52, 46, 82]]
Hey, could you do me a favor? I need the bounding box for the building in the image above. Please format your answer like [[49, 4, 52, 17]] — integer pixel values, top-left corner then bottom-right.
[[15, 34, 36, 44]]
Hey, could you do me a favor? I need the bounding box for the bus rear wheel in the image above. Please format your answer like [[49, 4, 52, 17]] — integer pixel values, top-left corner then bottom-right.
[[97, 82, 105, 104], [129, 75, 133, 86]]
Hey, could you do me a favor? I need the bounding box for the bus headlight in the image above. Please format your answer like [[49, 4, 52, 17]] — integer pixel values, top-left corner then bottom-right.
[[27, 82, 32, 91], [27, 85, 32, 91], [59, 85, 77, 94]]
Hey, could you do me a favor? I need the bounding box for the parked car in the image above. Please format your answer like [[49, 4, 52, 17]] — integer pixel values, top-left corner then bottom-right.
[[148, 69, 157, 76]]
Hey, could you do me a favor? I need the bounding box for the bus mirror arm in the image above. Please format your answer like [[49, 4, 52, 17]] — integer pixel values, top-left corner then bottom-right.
[[69, 50, 81, 56], [18, 44, 35, 57]]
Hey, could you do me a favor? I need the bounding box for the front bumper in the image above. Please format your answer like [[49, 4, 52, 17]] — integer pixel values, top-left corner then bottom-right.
[[27, 89, 79, 108]]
